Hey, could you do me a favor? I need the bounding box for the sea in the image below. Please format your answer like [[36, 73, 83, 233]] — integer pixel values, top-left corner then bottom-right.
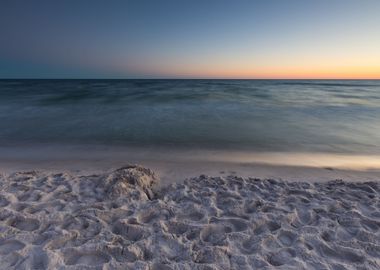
[[1, 79, 380, 172]]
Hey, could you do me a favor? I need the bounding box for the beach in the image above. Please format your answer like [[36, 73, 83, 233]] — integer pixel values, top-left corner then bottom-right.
[[2, 0, 380, 268], [0, 164, 379, 269], [0, 79, 380, 269]]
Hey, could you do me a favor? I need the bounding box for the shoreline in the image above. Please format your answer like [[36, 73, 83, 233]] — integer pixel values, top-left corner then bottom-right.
[[1, 144, 380, 185]]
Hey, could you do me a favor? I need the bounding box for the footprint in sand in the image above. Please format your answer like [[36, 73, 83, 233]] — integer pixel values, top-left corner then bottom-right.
[[267, 248, 296, 266], [321, 230, 336, 242], [13, 203, 29, 212], [244, 200, 261, 213], [45, 234, 73, 250], [318, 241, 364, 264], [163, 221, 189, 235], [0, 195, 9, 207], [112, 221, 145, 242], [210, 217, 248, 232], [8, 217, 40, 231], [185, 228, 201, 241], [192, 246, 230, 267], [18, 247, 50, 270], [360, 218, 380, 232], [267, 221, 282, 232], [228, 218, 248, 232], [278, 230, 297, 246], [17, 191, 42, 202], [296, 208, 313, 225], [200, 225, 228, 246], [0, 252, 22, 268], [107, 246, 138, 263], [137, 209, 160, 223], [180, 208, 205, 222], [0, 239, 25, 255], [152, 262, 173, 270], [241, 237, 260, 254], [64, 249, 110, 266], [62, 216, 102, 239]]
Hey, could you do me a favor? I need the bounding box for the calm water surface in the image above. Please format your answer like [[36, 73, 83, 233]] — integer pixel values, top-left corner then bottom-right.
[[1, 79, 380, 156]]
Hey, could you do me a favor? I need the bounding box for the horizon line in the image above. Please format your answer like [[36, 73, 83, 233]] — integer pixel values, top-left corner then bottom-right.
[[1, 78, 380, 80]]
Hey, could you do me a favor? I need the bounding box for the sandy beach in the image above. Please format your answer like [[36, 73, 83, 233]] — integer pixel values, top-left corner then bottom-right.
[[0, 164, 379, 269], [2, 0, 380, 268]]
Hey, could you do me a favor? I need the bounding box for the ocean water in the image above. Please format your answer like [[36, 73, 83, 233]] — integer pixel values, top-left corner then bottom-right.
[[0, 79, 380, 159]]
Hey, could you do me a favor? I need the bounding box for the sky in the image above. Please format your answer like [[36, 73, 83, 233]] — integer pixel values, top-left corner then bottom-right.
[[0, 0, 379, 79]]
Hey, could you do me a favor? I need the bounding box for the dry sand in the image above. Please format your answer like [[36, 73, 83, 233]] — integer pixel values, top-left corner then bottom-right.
[[0, 165, 379, 269]]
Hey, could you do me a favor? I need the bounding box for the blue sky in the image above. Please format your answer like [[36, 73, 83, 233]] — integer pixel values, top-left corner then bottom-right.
[[1, 0, 379, 78]]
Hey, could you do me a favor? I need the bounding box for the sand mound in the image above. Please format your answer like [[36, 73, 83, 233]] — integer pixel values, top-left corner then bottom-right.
[[0, 166, 379, 269], [104, 165, 158, 199]]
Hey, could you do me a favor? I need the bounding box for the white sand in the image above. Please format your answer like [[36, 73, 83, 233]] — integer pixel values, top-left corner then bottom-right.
[[0, 165, 379, 269]]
